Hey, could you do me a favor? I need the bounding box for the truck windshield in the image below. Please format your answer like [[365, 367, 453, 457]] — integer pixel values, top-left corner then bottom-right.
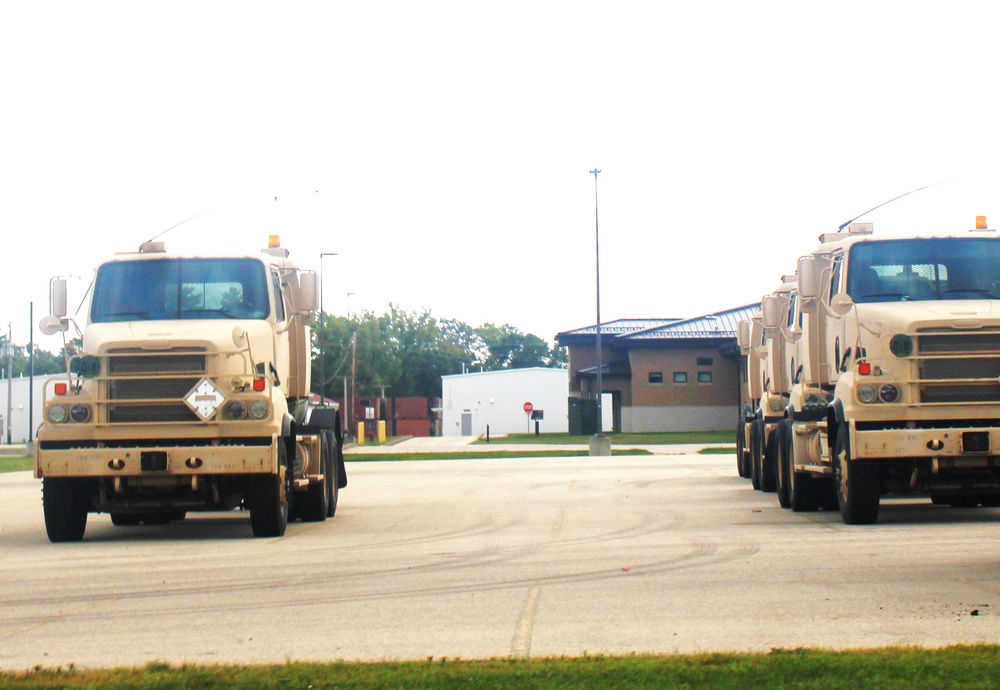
[[91, 258, 270, 322], [847, 238, 1000, 303]]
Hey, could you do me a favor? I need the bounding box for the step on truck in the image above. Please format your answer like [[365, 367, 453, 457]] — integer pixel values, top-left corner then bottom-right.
[[35, 236, 346, 541], [763, 219, 1000, 523]]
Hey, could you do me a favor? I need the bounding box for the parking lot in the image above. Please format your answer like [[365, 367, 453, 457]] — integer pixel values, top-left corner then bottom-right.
[[1, 450, 998, 670]]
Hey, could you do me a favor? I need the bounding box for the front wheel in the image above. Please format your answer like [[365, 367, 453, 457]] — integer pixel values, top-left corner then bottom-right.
[[776, 420, 791, 509], [43, 478, 89, 542], [834, 423, 880, 524], [750, 420, 762, 490], [249, 441, 289, 537], [760, 425, 778, 493], [736, 420, 749, 478]]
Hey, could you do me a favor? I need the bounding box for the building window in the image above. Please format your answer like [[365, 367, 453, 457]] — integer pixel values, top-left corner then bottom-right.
[[648, 372, 664, 384], [673, 372, 688, 384], [696, 357, 714, 366], [698, 371, 713, 384]]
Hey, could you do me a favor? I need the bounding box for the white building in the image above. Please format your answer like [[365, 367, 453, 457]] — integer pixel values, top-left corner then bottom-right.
[[0, 375, 50, 444], [441, 367, 569, 437]]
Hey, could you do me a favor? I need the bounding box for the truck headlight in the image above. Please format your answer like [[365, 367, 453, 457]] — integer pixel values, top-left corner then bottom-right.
[[225, 401, 247, 420], [70, 404, 91, 423], [47, 405, 68, 423], [879, 384, 899, 403], [248, 400, 270, 420], [857, 384, 878, 404]]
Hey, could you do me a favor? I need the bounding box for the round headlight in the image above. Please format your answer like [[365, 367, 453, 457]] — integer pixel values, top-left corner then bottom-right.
[[857, 384, 878, 404], [47, 404, 68, 423], [226, 401, 247, 420], [248, 400, 270, 420], [70, 404, 91, 423], [879, 384, 899, 403]]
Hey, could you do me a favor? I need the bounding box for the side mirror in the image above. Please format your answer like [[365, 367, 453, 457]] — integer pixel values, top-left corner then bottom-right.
[[831, 292, 855, 317], [761, 295, 783, 330], [798, 256, 818, 300], [298, 271, 319, 313], [737, 320, 751, 353], [50, 278, 67, 318]]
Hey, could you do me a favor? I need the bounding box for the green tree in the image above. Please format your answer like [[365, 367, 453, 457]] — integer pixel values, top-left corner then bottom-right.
[[0, 334, 69, 378], [311, 306, 566, 399], [476, 323, 566, 370]]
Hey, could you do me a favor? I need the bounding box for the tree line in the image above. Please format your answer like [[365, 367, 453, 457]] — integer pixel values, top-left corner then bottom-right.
[[312, 305, 566, 400], [3, 306, 567, 399]]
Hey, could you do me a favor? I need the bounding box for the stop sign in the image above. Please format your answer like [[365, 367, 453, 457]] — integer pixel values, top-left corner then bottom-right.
[[523, 401, 534, 413]]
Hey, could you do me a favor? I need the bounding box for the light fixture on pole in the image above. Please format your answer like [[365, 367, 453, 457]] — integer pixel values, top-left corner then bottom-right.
[[588, 169, 610, 455], [318, 252, 338, 403]]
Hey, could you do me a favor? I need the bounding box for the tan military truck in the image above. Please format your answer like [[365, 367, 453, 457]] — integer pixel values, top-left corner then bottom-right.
[[35, 236, 345, 541], [767, 219, 1000, 523], [745, 276, 798, 494], [736, 314, 763, 479]]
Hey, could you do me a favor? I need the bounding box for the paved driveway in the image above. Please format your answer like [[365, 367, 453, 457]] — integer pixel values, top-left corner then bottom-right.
[[0, 451, 997, 670]]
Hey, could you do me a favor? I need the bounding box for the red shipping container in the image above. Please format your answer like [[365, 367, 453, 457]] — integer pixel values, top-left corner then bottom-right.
[[393, 397, 430, 420], [395, 418, 433, 437]]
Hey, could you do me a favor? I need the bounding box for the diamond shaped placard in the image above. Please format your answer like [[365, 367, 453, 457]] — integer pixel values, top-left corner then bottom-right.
[[185, 378, 226, 421]]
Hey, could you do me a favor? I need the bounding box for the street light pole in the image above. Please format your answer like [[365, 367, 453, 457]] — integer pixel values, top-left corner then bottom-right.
[[319, 252, 338, 403], [589, 169, 610, 455], [6, 323, 12, 444]]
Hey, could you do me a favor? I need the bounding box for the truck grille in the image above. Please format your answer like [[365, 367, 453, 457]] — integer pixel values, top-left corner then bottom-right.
[[104, 350, 207, 424], [916, 330, 1000, 404]]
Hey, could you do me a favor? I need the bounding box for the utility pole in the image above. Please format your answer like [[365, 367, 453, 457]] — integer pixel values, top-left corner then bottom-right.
[[318, 252, 338, 402]]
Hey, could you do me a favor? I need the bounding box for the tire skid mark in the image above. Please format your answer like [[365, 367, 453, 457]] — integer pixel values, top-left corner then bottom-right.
[[0, 542, 761, 626]]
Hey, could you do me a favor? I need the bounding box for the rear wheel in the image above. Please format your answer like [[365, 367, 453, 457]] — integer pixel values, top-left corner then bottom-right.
[[776, 420, 791, 509], [736, 420, 749, 478], [760, 425, 778, 493], [250, 441, 289, 537], [300, 436, 329, 523], [325, 429, 340, 518], [750, 420, 762, 490], [834, 423, 880, 524], [43, 478, 89, 543]]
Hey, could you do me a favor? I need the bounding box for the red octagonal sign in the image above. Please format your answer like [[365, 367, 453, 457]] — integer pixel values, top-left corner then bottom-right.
[[523, 401, 534, 413]]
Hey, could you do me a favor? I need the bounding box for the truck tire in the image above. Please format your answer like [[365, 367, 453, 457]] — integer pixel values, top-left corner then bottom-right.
[[736, 420, 749, 478], [761, 426, 778, 493], [43, 478, 88, 543], [834, 423, 880, 524], [299, 435, 329, 523], [250, 442, 289, 537], [750, 420, 762, 490], [776, 420, 791, 509], [325, 429, 340, 518]]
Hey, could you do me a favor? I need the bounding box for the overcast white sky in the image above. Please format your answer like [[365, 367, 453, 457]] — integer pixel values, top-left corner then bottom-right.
[[4, 1, 1000, 352]]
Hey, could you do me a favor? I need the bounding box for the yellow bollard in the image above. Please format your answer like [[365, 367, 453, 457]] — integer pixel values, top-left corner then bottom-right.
[[357, 422, 365, 445], [378, 420, 387, 444]]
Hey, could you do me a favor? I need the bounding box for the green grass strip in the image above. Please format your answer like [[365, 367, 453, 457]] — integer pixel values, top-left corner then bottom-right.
[[0, 455, 32, 474], [3, 646, 1000, 689], [346, 449, 652, 462], [478, 431, 732, 445], [699, 446, 738, 455]]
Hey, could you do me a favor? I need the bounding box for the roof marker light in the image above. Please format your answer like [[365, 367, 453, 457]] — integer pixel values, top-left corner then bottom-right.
[[976, 216, 987, 230]]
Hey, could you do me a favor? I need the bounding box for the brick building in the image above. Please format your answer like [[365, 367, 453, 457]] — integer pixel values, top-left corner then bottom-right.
[[555, 304, 760, 433]]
